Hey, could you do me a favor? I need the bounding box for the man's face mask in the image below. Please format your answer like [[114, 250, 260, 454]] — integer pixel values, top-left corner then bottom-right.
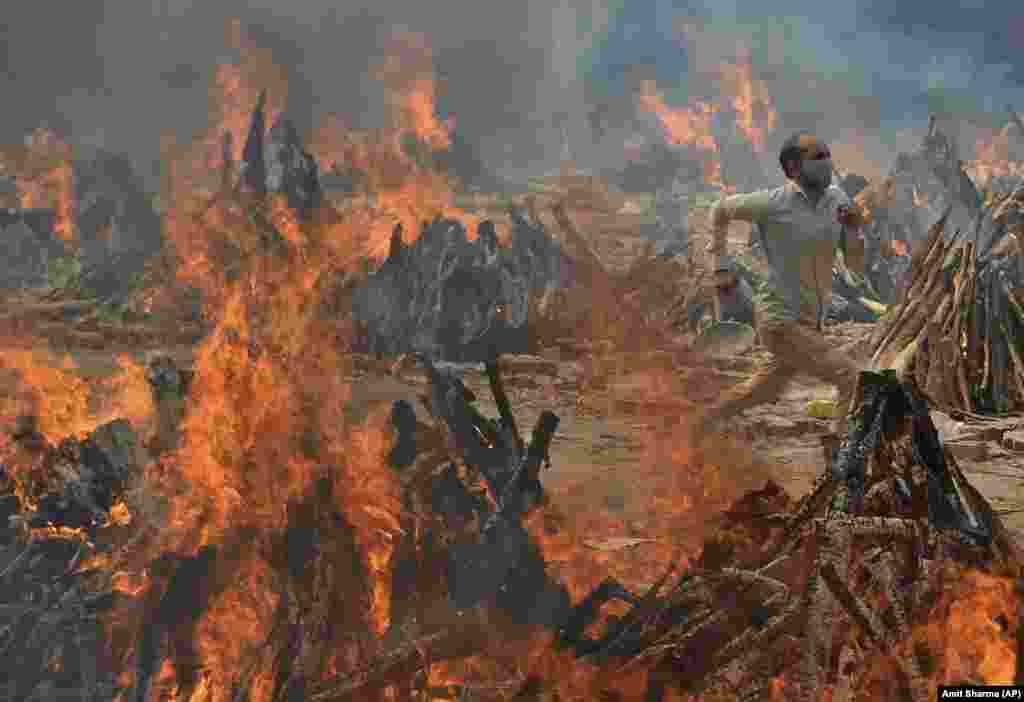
[[800, 158, 833, 190], [793, 137, 833, 190]]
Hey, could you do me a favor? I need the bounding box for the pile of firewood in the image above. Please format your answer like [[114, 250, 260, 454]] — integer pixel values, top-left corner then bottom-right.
[[0, 342, 1016, 701], [0, 413, 153, 701], [308, 362, 1018, 702], [870, 185, 1024, 414]]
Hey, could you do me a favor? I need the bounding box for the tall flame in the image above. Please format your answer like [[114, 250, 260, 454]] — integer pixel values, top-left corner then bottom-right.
[[637, 43, 777, 191], [718, 44, 776, 151], [310, 30, 504, 260], [637, 79, 723, 188], [2, 127, 78, 246]]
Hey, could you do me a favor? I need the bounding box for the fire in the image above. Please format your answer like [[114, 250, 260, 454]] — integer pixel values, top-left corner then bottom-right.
[[638, 80, 723, 189], [0, 126, 77, 246], [162, 18, 287, 196], [143, 206, 405, 696], [638, 80, 719, 153], [717, 44, 777, 151], [0, 342, 157, 516], [148, 26, 413, 690], [0, 344, 93, 442], [637, 44, 776, 191], [970, 125, 1020, 189], [215, 19, 287, 161], [858, 564, 1019, 699], [938, 567, 1019, 685], [109, 354, 159, 437], [310, 31, 505, 260], [371, 30, 452, 152], [514, 358, 774, 698]]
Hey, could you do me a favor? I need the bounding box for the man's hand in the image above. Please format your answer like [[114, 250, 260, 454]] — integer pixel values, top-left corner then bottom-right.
[[836, 204, 860, 229], [713, 269, 739, 290]]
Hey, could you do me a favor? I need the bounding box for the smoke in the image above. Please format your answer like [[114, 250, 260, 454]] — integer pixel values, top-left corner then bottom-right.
[[1, 0, 1022, 186]]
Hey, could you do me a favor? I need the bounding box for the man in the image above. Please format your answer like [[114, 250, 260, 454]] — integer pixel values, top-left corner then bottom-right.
[[699, 131, 866, 439]]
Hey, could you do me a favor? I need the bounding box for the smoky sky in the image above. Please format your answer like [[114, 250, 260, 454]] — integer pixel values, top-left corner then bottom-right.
[[1, 0, 1022, 184]]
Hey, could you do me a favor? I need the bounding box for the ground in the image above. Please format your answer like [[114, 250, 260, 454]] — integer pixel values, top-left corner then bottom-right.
[[16, 199, 1024, 560]]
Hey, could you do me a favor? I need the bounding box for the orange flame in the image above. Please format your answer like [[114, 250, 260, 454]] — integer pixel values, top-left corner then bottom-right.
[[969, 125, 1019, 189], [858, 564, 1020, 699], [310, 31, 505, 260], [638, 80, 723, 189], [4, 127, 77, 246], [638, 44, 777, 191], [150, 26, 409, 688], [718, 44, 776, 151], [163, 18, 287, 197], [0, 342, 157, 445]]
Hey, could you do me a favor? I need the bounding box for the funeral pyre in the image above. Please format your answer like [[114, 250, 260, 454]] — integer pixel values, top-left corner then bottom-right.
[[2, 332, 1022, 702], [1, 23, 1023, 702], [870, 180, 1024, 414]]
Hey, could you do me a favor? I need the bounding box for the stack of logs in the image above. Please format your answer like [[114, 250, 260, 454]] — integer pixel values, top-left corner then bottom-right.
[[870, 186, 1024, 414], [311, 364, 1019, 702]]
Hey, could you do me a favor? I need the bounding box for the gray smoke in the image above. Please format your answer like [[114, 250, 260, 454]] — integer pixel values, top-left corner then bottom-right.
[[1, 0, 1022, 188]]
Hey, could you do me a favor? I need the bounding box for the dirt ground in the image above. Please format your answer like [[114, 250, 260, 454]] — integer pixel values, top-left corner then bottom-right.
[[339, 334, 1024, 535], [25, 202, 1024, 546]]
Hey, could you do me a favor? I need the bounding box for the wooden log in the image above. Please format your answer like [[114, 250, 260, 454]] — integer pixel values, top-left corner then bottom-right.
[[981, 303, 993, 399], [957, 243, 978, 411], [871, 231, 957, 367], [924, 326, 956, 408], [936, 244, 970, 410], [485, 359, 523, 455], [944, 241, 971, 336], [869, 216, 949, 352], [906, 210, 953, 298], [991, 274, 1011, 412], [1001, 281, 1024, 403], [999, 322, 1024, 405], [874, 267, 953, 370]]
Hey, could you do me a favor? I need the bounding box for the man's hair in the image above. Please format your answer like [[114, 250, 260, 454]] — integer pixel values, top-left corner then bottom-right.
[[778, 131, 816, 175]]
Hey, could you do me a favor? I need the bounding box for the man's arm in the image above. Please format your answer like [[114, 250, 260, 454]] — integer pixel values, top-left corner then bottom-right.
[[708, 189, 777, 273]]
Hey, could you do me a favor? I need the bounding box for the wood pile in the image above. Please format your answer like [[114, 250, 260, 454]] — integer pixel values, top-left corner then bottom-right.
[[310, 365, 1019, 702], [0, 414, 150, 701], [854, 117, 982, 304], [0, 347, 1016, 701], [870, 185, 1024, 414]]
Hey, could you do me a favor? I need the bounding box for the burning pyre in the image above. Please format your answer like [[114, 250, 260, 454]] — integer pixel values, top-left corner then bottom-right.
[[0, 18, 1022, 702]]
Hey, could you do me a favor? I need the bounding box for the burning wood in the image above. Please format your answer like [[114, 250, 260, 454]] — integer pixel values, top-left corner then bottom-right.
[[0, 131, 164, 300], [855, 117, 982, 304], [870, 185, 1024, 413], [4, 25, 1024, 701], [348, 197, 676, 362], [292, 364, 1022, 702], [0, 410, 152, 701]]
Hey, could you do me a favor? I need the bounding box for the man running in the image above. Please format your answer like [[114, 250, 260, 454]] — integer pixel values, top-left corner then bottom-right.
[[699, 131, 866, 438]]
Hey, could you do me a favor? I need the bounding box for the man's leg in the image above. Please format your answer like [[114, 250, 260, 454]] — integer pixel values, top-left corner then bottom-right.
[[700, 318, 858, 433], [776, 320, 861, 433], [701, 323, 799, 429]]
